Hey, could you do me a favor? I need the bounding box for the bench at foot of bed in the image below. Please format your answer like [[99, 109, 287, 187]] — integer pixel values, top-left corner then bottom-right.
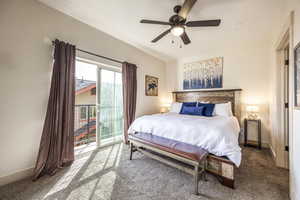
[[128, 132, 236, 192], [128, 132, 208, 195]]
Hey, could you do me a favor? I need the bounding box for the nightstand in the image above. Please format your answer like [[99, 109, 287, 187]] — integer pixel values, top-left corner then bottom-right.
[[244, 119, 262, 149]]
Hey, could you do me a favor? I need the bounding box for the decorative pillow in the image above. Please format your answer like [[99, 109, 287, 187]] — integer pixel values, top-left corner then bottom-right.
[[198, 103, 215, 117], [214, 102, 233, 117], [180, 106, 204, 116], [180, 102, 198, 113], [169, 102, 183, 113]]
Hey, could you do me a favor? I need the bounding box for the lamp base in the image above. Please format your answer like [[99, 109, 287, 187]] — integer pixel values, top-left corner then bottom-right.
[[247, 113, 258, 120]]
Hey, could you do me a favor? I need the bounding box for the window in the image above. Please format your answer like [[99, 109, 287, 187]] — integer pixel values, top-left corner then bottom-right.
[[80, 106, 87, 120], [90, 87, 96, 95]]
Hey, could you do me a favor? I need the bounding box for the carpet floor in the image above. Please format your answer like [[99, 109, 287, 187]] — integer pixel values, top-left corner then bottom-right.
[[0, 143, 289, 200]]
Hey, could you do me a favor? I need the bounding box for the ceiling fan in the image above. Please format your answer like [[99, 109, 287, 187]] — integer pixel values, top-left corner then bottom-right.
[[140, 0, 221, 45]]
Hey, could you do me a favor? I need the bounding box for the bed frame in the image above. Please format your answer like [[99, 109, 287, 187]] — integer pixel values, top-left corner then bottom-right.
[[172, 89, 242, 188]]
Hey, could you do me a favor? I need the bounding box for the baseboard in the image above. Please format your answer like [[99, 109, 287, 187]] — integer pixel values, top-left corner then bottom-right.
[[0, 167, 34, 187], [290, 189, 298, 200]]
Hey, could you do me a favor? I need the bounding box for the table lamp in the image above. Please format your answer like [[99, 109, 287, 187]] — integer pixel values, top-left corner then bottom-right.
[[246, 105, 259, 120]]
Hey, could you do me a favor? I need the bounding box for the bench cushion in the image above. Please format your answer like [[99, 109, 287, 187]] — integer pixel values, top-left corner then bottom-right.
[[129, 132, 208, 162]]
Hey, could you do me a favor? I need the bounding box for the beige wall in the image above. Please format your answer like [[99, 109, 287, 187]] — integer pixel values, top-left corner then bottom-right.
[[165, 0, 284, 145], [166, 47, 272, 144], [0, 0, 166, 183]]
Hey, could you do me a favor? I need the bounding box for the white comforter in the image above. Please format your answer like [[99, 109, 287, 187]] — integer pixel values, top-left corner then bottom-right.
[[128, 113, 241, 167]]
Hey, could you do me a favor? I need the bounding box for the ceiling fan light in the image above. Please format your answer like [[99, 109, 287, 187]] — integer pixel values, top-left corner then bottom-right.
[[171, 26, 184, 37]]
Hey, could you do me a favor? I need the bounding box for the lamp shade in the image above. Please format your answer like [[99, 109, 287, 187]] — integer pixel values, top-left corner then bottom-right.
[[246, 105, 259, 112], [160, 107, 168, 113], [161, 103, 171, 108]]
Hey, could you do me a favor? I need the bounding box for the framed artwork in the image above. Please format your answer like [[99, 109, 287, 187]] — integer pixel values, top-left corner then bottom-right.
[[183, 57, 223, 90], [145, 75, 158, 96], [295, 43, 300, 107]]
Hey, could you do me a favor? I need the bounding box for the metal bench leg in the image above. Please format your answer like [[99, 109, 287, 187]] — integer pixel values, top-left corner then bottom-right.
[[202, 159, 208, 182], [194, 165, 199, 195], [130, 142, 133, 160]]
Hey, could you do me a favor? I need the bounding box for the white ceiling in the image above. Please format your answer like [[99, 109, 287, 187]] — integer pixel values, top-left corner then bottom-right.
[[38, 0, 282, 62]]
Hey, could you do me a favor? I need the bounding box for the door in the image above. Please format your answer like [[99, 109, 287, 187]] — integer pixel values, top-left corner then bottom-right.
[[98, 68, 123, 146], [283, 44, 289, 166], [74, 59, 123, 148], [74, 60, 98, 147]]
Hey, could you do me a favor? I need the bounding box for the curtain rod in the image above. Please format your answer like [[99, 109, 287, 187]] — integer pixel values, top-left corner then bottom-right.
[[52, 40, 123, 64]]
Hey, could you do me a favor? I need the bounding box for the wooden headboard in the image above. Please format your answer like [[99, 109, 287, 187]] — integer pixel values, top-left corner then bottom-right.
[[173, 89, 242, 122]]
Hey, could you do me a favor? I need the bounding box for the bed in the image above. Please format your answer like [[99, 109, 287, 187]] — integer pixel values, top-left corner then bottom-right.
[[128, 89, 242, 188]]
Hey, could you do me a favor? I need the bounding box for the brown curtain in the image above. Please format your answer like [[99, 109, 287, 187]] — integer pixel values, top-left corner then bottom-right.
[[122, 62, 137, 143], [33, 39, 76, 180]]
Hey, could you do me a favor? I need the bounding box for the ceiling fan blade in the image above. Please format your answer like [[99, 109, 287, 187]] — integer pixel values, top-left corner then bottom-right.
[[186, 19, 221, 27], [178, 0, 197, 19], [180, 32, 191, 45], [151, 29, 171, 43], [140, 19, 171, 25]]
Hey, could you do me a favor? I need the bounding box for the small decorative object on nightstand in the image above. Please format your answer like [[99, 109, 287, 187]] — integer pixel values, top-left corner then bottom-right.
[[244, 118, 262, 149]]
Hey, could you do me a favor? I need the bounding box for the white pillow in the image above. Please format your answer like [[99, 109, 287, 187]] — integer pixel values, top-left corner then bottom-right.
[[214, 102, 233, 117], [169, 102, 183, 113], [199, 101, 210, 103]]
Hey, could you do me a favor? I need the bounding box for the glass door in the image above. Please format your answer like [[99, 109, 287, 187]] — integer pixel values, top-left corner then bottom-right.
[[74, 61, 98, 147], [98, 69, 123, 146], [74, 59, 123, 148]]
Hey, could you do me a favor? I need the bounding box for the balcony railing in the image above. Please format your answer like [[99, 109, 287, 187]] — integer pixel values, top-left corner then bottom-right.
[[74, 104, 123, 147]]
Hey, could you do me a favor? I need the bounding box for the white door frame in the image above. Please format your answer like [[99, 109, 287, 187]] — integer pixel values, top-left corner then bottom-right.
[[274, 10, 294, 198], [275, 33, 290, 169]]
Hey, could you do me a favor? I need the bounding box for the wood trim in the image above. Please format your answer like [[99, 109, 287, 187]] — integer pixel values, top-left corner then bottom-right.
[[208, 154, 234, 165], [216, 175, 235, 189], [172, 89, 242, 124], [172, 89, 242, 93]]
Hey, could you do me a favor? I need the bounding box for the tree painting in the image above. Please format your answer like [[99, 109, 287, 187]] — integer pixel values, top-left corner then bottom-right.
[[183, 57, 223, 90]]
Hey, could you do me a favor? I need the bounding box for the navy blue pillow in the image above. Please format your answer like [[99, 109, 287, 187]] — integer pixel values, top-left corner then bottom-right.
[[180, 106, 204, 116], [198, 103, 215, 117], [180, 102, 197, 113]]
